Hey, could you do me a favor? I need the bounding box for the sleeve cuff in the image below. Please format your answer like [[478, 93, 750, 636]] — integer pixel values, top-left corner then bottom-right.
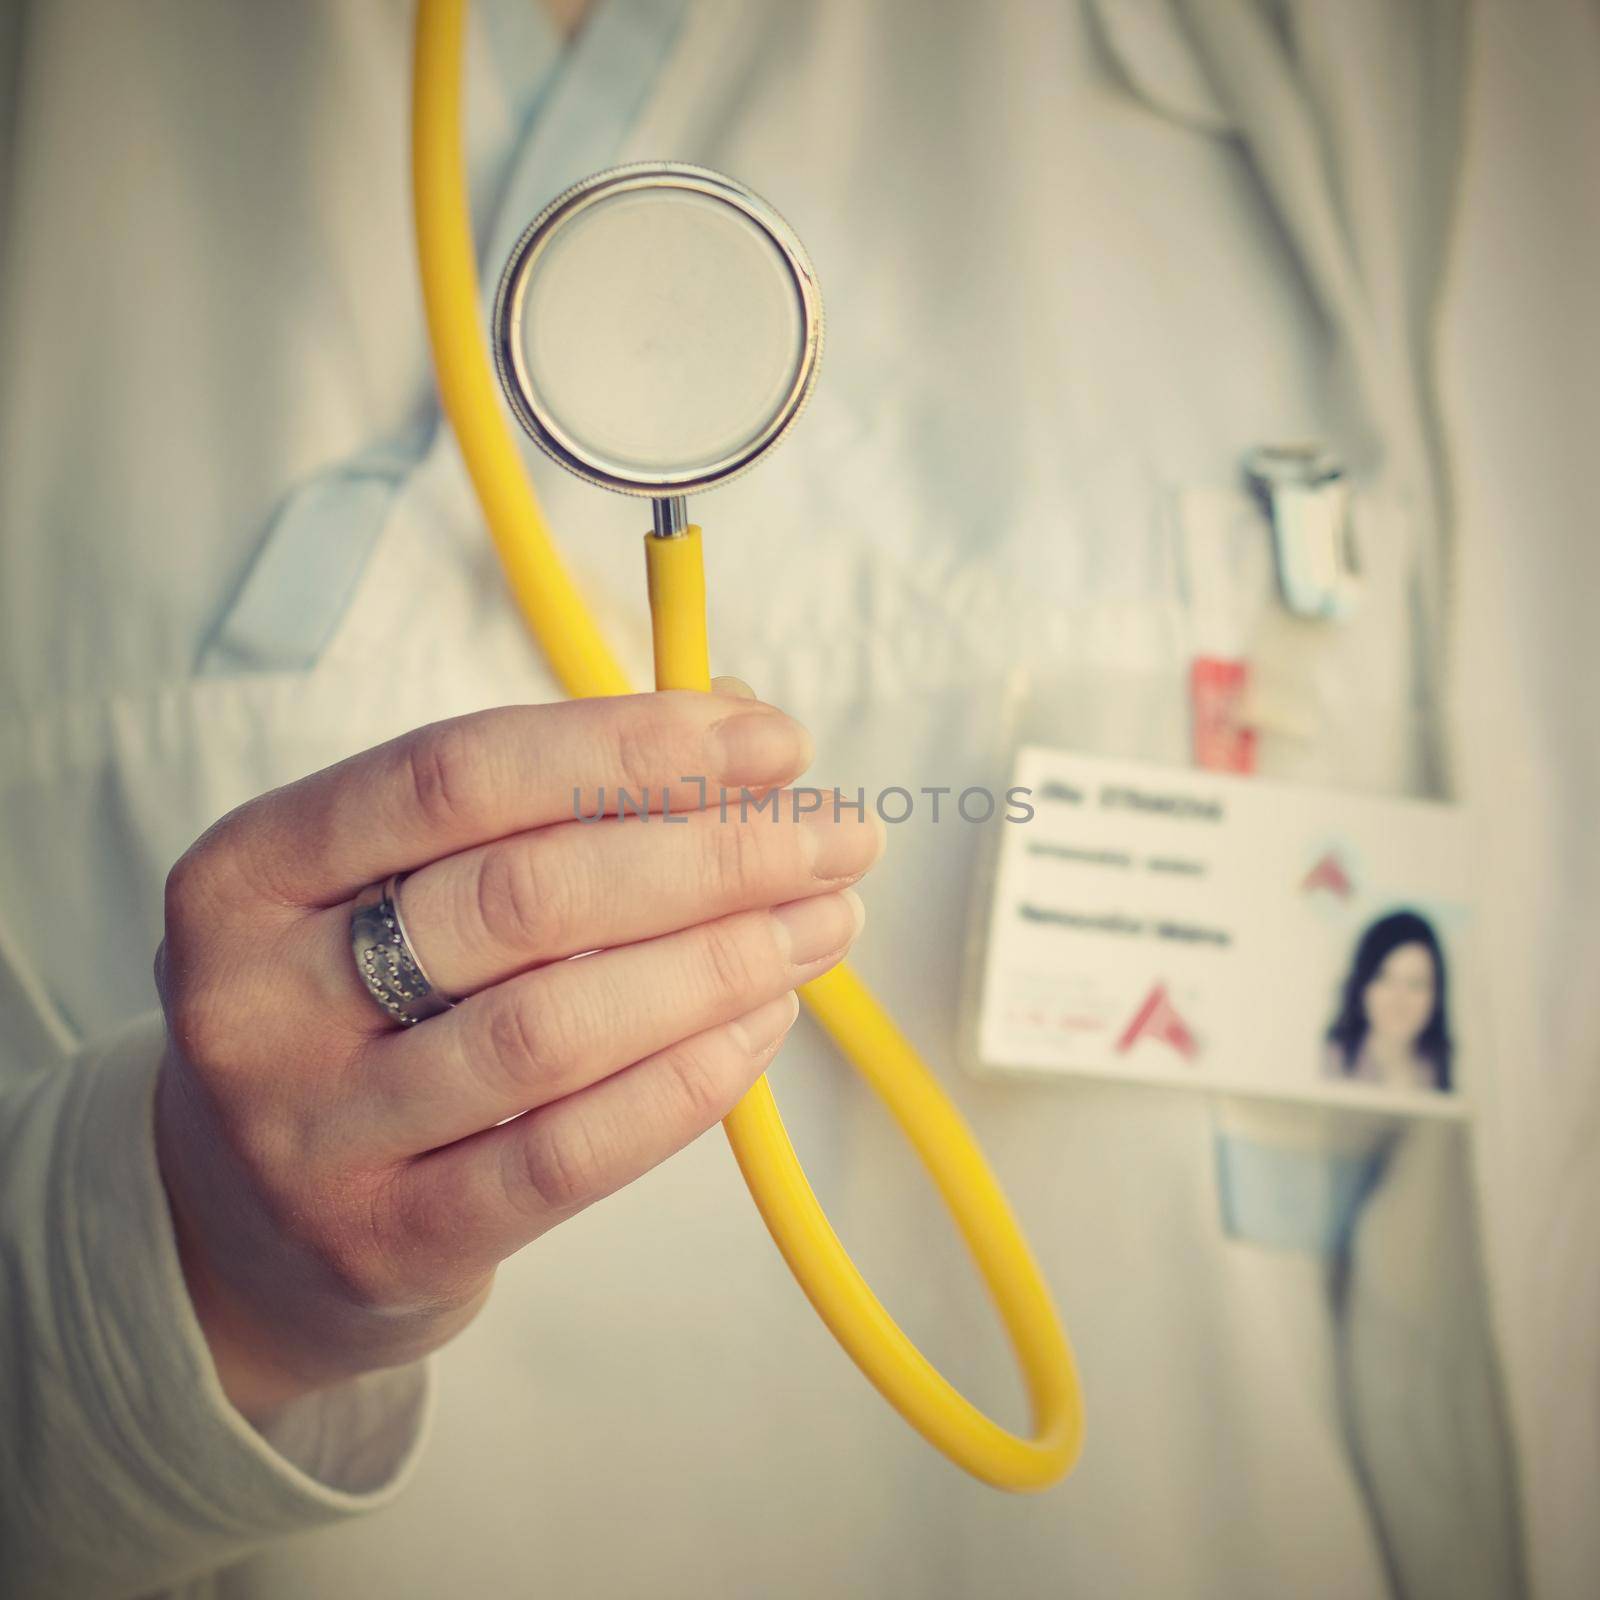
[[34, 1009, 432, 1590]]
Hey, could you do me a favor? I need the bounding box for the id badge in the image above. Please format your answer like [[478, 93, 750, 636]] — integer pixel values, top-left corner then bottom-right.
[[961, 745, 1476, 1119]]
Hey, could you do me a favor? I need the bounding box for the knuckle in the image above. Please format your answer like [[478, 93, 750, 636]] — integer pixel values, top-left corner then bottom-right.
[[517, 1115, 605, 1214], [370, 1169, 473, 1307], [609, 702, 675, 798], [163, 983, 235, 1071], [405, 719, 484, 835], [312, 1206, 401, 1308], [165, 799, 305, 923], [659, 1036, 734, 1127], [705, 818, 768, 899], [159, 830, 277, 1059], [481, 979, 579, 1096], [163, 842, 224, 926], [482, 989, 544, 1092], [246, 1163, 406, 1312], [698, 918, 761, 1002], [473, 839, 579, 957]]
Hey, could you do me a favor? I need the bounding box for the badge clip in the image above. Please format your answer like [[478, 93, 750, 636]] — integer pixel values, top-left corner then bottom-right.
[[1243, 444, 1360, 622]]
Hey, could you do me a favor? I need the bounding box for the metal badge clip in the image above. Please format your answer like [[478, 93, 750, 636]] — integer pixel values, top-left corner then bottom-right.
[[1243, 444, 1360, 621]]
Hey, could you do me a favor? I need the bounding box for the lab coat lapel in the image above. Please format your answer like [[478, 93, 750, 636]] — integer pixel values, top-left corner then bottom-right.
[[1172, 0, 1470, 632]]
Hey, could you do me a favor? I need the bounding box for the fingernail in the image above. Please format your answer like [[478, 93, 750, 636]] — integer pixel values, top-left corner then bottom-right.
[[771, 890, 865, 967], [710, 675, 758, 701], [803, 806, 886, 881], [730, 991, 800, 1053], [711, 709, 813, 787]]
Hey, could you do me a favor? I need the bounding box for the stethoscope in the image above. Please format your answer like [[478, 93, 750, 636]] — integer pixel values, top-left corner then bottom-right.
[[414, 0, 1082, 1491]]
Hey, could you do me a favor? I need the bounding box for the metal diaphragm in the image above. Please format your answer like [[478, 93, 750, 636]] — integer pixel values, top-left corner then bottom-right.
[[493, 162, 824, 502]]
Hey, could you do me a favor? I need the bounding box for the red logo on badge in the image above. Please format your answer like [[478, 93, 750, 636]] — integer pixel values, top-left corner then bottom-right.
[[1115, 985, 1198, 1061], [1301, 850, 1354, 899]]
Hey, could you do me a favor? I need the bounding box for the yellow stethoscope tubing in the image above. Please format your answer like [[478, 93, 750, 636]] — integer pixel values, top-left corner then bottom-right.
[[412, 0, 1083, 1490]]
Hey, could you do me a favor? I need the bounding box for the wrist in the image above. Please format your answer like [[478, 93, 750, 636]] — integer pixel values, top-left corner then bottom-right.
[[153, 1061, 324, 1423], [165, 1200, 327, 1423]]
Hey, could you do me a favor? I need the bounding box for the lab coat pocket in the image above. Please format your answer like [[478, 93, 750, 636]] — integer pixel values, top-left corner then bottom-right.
[[1165, 476, 1433, 795], [1239, 486, 1433, 795], [987, 473, 1226, 772]]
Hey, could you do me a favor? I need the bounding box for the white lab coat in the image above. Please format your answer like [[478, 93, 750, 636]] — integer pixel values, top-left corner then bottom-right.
[[0, 2, 1593, 1597]]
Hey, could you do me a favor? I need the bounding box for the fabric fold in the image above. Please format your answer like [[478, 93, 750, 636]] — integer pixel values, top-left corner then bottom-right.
[[0, 1010, 433, 1600]]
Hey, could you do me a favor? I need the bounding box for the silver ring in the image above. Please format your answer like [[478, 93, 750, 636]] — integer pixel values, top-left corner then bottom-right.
[[350, 873, 455, 1027]]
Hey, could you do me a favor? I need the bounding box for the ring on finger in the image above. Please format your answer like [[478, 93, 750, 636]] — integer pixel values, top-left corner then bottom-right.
[[350, 872, 457, 1027]]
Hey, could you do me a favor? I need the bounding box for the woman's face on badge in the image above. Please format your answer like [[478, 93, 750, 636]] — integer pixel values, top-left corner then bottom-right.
[[1361, 941, 1437, 1050]]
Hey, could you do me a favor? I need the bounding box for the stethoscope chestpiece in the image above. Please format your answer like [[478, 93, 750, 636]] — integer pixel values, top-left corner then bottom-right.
[[493, 162, 824, 532]]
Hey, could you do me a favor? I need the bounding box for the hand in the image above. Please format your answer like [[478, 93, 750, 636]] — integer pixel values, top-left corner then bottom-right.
[[152, 687, 880, 1421]]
